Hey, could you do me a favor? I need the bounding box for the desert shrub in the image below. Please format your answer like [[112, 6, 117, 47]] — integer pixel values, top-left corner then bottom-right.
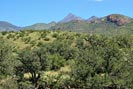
[[44, 37, 50, 41], [6, 34, 15, 39], [30, 40, 36, 46], [52, 33, 58, 38], [1, 31, 7, 35], [22, 37, 31, 44]]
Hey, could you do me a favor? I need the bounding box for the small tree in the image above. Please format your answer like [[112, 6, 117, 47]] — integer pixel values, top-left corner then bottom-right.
[[17, 48, 41, 84], [17, 47, 50, 88]]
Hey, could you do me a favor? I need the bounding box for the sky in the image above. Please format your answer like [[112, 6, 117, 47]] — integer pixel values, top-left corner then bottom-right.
[[0, 0, 132, 26]]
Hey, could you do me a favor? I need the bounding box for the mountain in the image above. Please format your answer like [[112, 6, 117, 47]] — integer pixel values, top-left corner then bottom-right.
[[23, 21, 56, 30], [0, 21, 56, 31], [59, 13, 84, 23], [0, 13, 132, 34], [51, 14, 133, 34], [0, 21, 21, 31]]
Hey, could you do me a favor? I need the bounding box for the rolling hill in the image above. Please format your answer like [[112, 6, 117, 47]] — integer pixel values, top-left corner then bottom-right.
[[23, 21, 56, 30]]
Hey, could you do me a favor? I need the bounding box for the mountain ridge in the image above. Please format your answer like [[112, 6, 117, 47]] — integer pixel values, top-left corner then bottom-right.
[[0, 13, 132, 32]]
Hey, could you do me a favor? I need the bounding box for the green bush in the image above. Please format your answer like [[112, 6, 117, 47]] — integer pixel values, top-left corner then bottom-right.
[[0, 79, 18, 89], [48, 54, 66, 70], [1, 31, 7, 35]]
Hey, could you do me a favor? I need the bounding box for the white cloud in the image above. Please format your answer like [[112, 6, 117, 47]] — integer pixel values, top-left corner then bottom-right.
[[95, 0, 103, 2], [87, 0, 103, 2]]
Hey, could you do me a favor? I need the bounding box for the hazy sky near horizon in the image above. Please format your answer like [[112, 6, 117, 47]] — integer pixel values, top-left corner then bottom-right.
[[0, 0, 132, 26]]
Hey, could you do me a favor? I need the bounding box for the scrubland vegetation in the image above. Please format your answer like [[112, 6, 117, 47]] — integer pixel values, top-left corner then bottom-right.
[[0, 30, 132, 89]]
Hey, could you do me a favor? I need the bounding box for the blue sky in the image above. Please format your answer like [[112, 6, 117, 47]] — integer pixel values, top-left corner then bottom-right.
[[0, 0, 132, 26]]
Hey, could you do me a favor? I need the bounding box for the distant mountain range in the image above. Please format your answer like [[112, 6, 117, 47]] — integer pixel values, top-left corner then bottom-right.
[[0, 13, 133, 34], [0, 21, 21, 31]]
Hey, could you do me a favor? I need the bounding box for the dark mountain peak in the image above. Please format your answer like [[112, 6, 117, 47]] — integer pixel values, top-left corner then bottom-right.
[[86, 16, 100, 23], [59, 13, 84, 23], [106, 14, 131, 26], [87, 16, 98, 21]]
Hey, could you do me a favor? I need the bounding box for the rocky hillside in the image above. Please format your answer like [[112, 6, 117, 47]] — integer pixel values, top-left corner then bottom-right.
[[106, 14, 131, 26], [51, 14, 133, 33]]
